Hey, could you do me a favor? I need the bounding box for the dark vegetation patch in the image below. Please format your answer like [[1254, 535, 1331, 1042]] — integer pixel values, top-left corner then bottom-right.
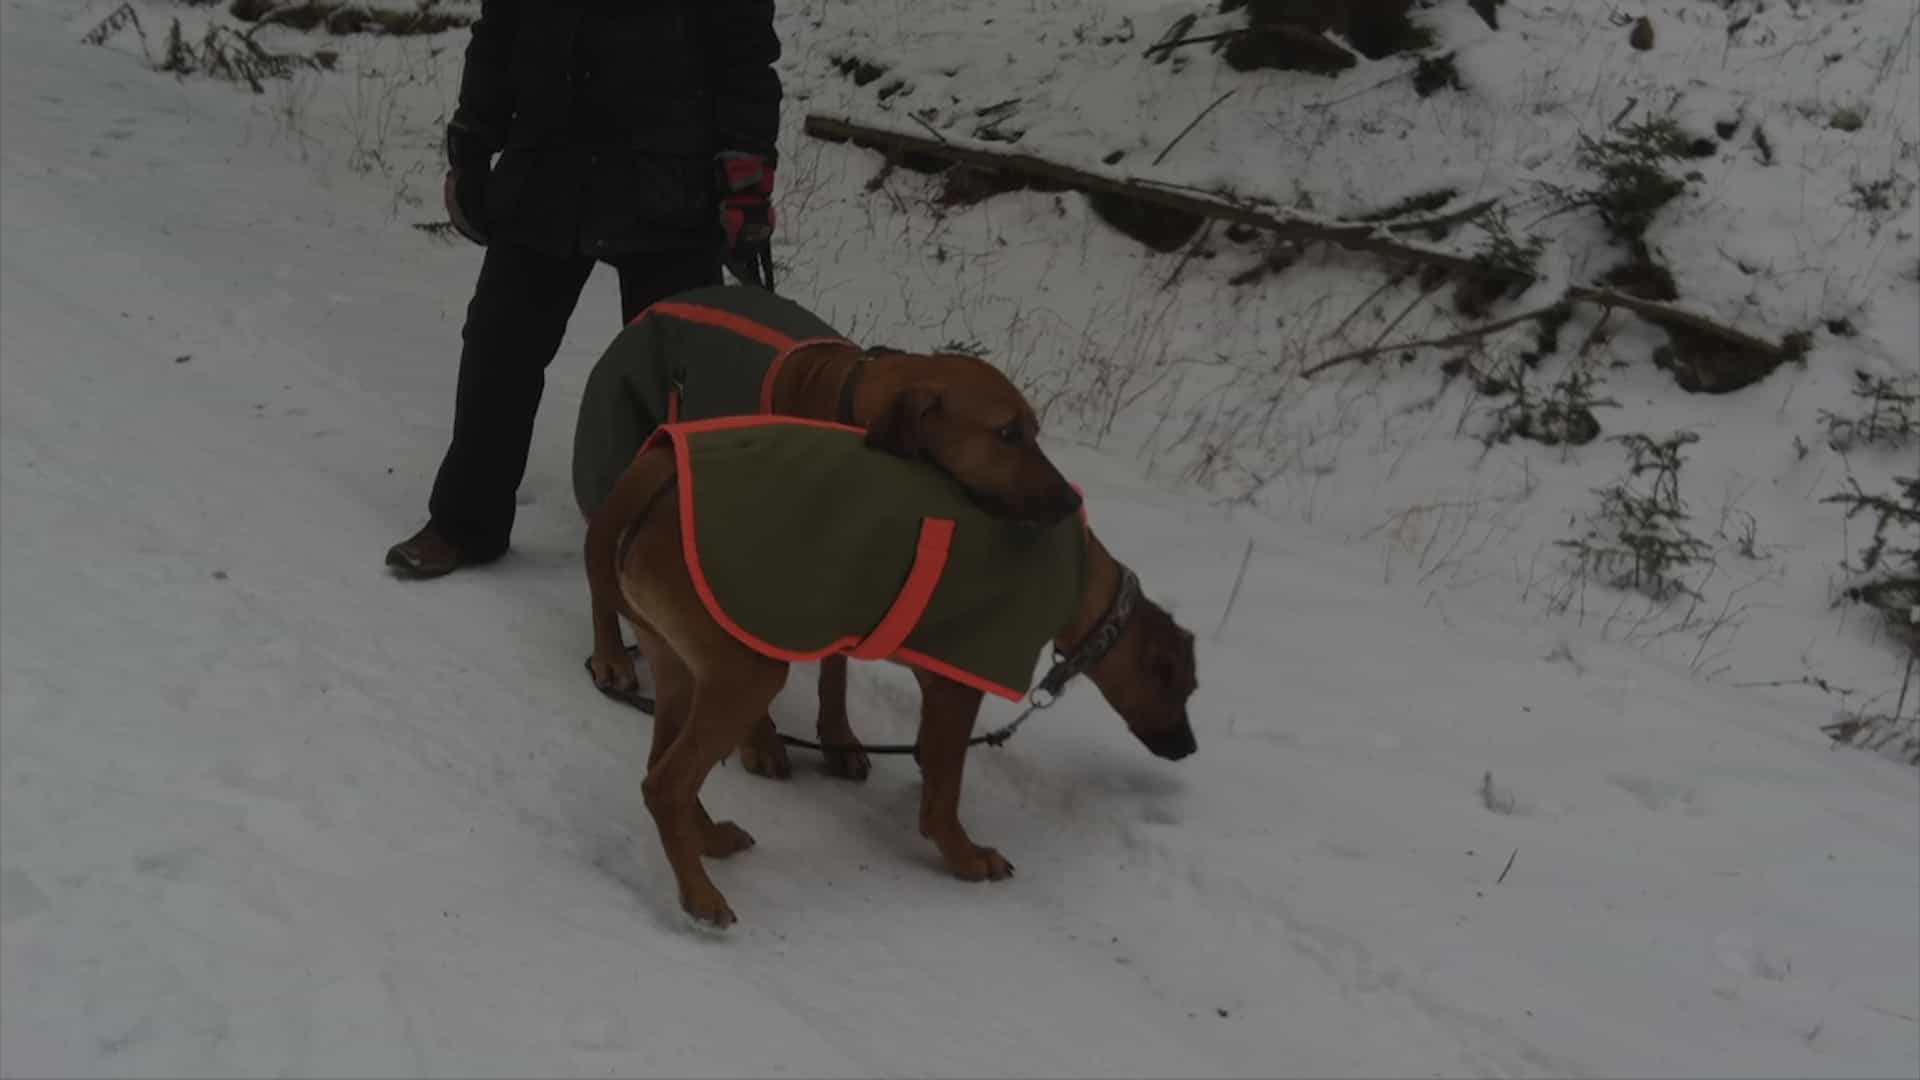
[[1413, 52, 1463, 97], [1650, 325, 1810, 395], [1220, 0, 1435, 60], [1601, 247, 1679, 302], [830, 54, 889, 87]]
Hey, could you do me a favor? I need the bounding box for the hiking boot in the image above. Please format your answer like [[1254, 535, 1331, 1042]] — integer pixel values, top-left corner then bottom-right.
[[384, 524, 501, 579]]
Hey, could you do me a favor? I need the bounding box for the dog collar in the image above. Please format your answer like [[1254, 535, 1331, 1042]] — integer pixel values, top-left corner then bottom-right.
[[837, 354, 867, 426], [1031, 564, 1139, 705]]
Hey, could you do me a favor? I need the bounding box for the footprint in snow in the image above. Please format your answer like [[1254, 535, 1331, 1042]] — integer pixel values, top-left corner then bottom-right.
[[1713, 927, 1791, 981], [0, 866, 51, 924], [1140, 802, 1179, 827], [1609, 773, 1705, 816], [132, 847, 202, 881]]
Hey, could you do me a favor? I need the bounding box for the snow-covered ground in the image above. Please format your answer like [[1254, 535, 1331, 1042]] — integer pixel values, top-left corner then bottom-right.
[[3, 0, 1917, 1076]]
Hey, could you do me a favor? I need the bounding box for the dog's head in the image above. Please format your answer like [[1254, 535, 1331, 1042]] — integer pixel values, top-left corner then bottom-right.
[[1086, 596, 1199, 761], [863, 354, 1081, 527]]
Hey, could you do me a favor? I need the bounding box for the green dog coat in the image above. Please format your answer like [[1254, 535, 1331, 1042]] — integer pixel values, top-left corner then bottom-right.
[[641, 416, 1089, 701], [571, 284, 850, 518]]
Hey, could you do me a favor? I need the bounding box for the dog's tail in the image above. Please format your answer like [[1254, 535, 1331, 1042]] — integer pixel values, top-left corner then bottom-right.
[[586, 445, 680, 629]]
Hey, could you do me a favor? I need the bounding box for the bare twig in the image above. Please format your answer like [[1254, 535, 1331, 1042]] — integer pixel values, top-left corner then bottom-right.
[[1302, 304, 1561, 379], [1161, 219, 1215, 292], [1347, 273, 1449, 365], [1144, 12, 1199, 61], [1610, 96, 1641, 129], [1305, 67, 1416, 111], [1381, 196, 1501, 232], [1212, 539, 1256, 641], [1576, 306, 1614, 356], [909, 113, 949, 144], [1154, 88, 1238, 167], [1732, 675, 1855, 695], [1496, 847, 1518, 884], [1323, 270, 1409, 342], [1899, 653, 1916, 720], [1143, 29, 1246, 60]]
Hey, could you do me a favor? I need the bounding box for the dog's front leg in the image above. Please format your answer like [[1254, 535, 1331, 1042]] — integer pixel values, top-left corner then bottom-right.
[[815, 655, 869, 781], [913, 674, 1012, 881]]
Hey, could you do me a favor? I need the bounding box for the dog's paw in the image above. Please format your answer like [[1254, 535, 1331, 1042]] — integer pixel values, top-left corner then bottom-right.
[[681, 885, 738, 930], [701, 820, 756, 859], [945, 844, 1015, 882], [821, 745, 870, 783], [739, 724, 792, 780], [588, 650, 639, 694]]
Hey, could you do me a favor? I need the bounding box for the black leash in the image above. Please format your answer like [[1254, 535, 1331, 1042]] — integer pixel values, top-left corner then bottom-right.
[[584, 566, 1142, 758], [725, 239, 777, 294]]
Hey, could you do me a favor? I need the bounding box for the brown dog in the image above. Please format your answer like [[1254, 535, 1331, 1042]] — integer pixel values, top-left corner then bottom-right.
[[581, 287, 1082, 779], [585, 419, 1197, 928]]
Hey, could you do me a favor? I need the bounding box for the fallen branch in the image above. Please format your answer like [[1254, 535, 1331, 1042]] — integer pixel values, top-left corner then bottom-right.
[[808, 114, 1500, 252], [1303, 303, 1558, 378], [1565, 287, 1788, 359], [802, 114, 1792, 360], [231, 0, 470, 35]]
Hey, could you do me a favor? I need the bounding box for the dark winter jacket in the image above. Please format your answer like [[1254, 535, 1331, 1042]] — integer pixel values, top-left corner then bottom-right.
[[449, 0, 782, 258]]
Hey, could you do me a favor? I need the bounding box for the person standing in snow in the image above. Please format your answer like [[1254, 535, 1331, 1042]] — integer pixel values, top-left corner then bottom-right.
[[386, 0, 782, 579]]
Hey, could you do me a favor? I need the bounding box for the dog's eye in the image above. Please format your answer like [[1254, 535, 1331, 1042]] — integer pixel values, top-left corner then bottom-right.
[[997, 421, 1023, 446]]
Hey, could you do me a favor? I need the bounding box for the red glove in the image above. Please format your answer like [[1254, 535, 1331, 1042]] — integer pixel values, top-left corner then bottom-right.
[[717, 151, 775, 287]]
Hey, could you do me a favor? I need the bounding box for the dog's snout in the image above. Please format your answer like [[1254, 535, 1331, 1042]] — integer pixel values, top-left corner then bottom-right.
[[1145, 726, 1197, 761], [1021, 484, 1081, 527]]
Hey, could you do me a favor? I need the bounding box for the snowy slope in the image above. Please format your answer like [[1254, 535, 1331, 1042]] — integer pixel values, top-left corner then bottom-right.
[[779, 0, 1920, 736], [3, 0, 1918, 1077]]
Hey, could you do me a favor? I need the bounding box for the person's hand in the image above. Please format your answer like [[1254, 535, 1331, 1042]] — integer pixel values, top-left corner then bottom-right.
[[444, 123, 492, 246], [716, 151, 774, 287]]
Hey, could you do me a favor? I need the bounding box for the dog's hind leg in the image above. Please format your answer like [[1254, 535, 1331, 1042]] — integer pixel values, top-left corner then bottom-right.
[[633, 627, 757, 861], [585, 454, 674, 696], [640, 652, 787, 928], [815, 655, 869, 782], [912, 672, 1013, 882]]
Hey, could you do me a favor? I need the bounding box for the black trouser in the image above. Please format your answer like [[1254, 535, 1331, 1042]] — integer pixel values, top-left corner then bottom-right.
[[426, 241, 722, 556]]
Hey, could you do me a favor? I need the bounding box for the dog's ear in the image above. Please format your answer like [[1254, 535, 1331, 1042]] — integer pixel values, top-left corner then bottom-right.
[[1141, 614, 1196, 690], [865, 387, 944, 458], [1144, 629, 1176, 686]]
